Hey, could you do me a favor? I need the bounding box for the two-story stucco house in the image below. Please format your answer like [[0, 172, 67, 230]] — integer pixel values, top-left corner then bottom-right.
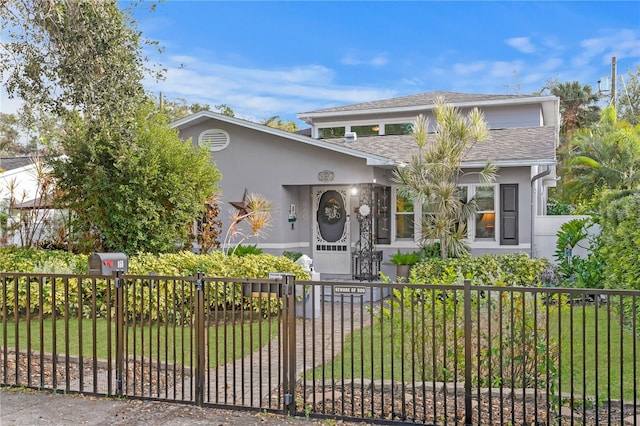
[[173, 91, 560, 280]]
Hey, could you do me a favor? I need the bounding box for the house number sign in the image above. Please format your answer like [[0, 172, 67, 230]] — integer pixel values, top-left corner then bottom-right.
[[317, 170, 334, 182]]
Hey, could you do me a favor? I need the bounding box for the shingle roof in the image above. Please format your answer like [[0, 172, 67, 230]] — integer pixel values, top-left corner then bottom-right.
[[322, 126, 557, 165], [301, 91, 541, 115], [0, 157, 35, 171]]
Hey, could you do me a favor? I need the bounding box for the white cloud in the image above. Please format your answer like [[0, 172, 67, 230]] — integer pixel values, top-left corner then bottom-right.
[[574, 28, 640, 67], [453, 62, 487, 75], [340, 53, 389, 67], [145, 56, 395, 121], [506, 37, 536, 54], [490, 61, 523, 79]]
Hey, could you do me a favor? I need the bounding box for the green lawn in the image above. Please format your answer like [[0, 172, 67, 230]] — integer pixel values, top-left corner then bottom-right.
[[308, 305, 638, 401], [549, 304, 639, 401], [1, 317, 279, 368]]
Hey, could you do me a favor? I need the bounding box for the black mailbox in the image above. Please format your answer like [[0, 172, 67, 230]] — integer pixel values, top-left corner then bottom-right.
[[88, 252, 128, 275]]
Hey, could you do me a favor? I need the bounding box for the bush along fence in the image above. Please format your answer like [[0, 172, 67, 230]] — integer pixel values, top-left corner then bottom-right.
[[1, 272, 639, 425]]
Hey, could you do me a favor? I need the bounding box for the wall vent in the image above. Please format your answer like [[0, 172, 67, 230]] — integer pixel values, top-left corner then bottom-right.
[[344, 131, 357, 142], [198, 129, 230, 152]]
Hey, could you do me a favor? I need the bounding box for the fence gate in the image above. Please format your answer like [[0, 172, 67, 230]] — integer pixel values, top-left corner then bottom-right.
[[0, 272, 298, 416], [113, 272, 297, 414]]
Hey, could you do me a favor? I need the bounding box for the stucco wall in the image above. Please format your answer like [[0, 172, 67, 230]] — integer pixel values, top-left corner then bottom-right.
[[534, 215, 595, 262], [180, 118, 377, 253]]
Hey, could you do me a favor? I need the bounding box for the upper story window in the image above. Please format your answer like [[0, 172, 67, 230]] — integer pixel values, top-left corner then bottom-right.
[[318, 127, 345, 139], [385, 123, 412, 135], [198, 129, 230, 152], [350, 125, 379, 137]]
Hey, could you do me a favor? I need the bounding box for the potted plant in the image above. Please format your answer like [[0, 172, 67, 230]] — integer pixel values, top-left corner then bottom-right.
[[389, 250, 421, 280]]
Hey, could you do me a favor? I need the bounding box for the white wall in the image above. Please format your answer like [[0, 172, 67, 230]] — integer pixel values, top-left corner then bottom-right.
[[534, 215, 596, 262], [0, 163, 41, 203]]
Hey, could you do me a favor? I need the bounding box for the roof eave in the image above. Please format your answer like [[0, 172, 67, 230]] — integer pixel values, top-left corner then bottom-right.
[[461, 159, 557, 168], [298, 95, 559, 121]]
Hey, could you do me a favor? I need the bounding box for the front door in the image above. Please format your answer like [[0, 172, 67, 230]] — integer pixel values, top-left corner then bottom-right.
[[312, 186, 351, 274]]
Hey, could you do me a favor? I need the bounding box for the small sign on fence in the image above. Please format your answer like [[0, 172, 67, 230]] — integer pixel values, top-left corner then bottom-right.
[[334, 285, 366, 295]]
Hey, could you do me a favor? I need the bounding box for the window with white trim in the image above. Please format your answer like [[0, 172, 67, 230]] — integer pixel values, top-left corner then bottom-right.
[[394, 194, 415, 240], [198, 129, 230, 152], [393, 184, 497, 243], [473, 186, 496, 240]]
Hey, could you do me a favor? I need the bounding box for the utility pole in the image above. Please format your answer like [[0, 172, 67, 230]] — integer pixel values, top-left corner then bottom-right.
[[611, 56, 617, 107]]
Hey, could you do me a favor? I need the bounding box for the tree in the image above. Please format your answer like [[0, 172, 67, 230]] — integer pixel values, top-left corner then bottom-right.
[[156, 96, 211, 123], [214, 104, 235, 117], [563, 106, 640, 206], [617, 66, 640, 125], [392, 99, 497, 259], [51, 102, 221, 253], [547, 80, 601, 140], [261, 115, 299, 133], [0, 1, 161, 123], [0, 113, 25, 157], [0, 111, 63, 157], [2, 1, 222, 253]]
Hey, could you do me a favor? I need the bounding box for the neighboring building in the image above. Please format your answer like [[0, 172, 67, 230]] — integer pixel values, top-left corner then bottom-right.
[[0, 156, 61, 247], [173, 91, 560, 280]]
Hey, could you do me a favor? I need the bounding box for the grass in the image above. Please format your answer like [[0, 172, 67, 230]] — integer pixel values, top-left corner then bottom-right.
[[549, 303, 639, 402], [1, 316, 279, 368], [308, 304, 638, 402]]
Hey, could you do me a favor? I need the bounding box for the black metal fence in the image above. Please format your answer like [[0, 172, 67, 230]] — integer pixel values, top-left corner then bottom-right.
[[1, 272, 638, 425]]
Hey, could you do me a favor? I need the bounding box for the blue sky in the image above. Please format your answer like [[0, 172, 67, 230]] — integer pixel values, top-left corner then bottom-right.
[[2, 1, 640, 126]]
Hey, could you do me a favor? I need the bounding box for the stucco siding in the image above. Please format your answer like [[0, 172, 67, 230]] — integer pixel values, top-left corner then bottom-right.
[[180, 118, 376, 250]]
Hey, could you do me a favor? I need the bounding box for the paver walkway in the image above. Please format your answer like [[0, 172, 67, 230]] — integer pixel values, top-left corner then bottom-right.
[[173, 298, 381, 408]]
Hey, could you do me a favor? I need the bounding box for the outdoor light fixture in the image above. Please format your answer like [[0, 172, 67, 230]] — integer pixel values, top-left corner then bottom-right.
[[350, 186, 358, 196]]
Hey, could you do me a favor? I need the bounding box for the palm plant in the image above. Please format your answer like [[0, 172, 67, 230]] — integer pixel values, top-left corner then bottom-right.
[[550, 80, 601, 139], [392, 98, 497, 259], [564, 106, 640, 204], [223, 192, 272, 255]]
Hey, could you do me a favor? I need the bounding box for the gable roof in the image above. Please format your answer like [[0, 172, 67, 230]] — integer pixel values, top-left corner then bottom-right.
[[173, 102, 557, 169], [321, 126, 557, 167], [299, 91, 558, 119], [171, 110, 395, 166]]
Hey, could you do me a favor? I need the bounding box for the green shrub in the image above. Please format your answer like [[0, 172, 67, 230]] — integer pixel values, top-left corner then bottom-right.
[[389, 250, 420, 265], [599, 191, 640, 336], [599, 191, 640, 291], [0, 248, 310, 321], [282, 251, 303, 262], [553, 217, 604, 288], [546, 198, 575, 215], [229, 244, 262, 257], [380, 277, 558, 388], [410, 253, 550, 286]]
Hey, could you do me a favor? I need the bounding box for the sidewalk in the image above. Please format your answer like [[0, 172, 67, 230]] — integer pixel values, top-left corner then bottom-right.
[[0, 388, 362, 426]]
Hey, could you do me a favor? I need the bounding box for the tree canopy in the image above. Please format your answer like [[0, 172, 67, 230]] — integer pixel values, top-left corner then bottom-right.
[[51, 103, 221, 253], [563, 106, 640, 206], [1, 0, 222, 253], [617, 66, 640, 125], [1, 1, 162, 121]]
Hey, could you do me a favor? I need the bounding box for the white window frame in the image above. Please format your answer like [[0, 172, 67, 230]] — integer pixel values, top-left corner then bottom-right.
[[391, 183, 499, 244], [392, 187, 417, 243], [467, 184, 498, 242]]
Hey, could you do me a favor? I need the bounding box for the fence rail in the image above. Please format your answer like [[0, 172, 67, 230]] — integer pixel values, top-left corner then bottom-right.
[[1, 272, 638, 425]]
